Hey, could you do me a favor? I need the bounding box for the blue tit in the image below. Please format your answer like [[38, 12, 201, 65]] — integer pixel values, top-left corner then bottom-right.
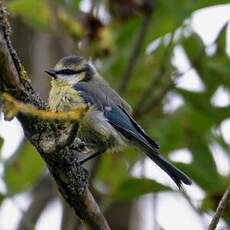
[[45, 56, 192, 188]]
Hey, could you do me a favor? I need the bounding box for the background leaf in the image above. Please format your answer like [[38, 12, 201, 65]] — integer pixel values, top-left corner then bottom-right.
[[0, 136, 3, 151], [7, 0, 54, 30], [112, 178, 171, 201], [4, 140, 45, 194]]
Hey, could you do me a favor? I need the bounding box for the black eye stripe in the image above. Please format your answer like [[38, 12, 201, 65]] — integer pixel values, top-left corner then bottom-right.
[[56, 68, 87, 75], [57, 69, 76, 75]]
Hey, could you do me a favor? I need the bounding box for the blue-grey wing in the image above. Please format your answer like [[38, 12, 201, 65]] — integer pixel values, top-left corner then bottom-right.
[[117, 106, 159, 149], [73, 83, 191, 187], [74, 80, 132, 113], [105, 105, 159, 151], [74, 83, 104, 111], [74, 82, 159, 150]]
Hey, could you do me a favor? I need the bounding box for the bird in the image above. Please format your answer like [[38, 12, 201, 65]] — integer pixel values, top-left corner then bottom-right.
[[45, 55, 192, 188]]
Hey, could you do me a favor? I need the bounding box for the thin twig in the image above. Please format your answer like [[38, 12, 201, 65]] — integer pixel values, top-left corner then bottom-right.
[[134, 67, 195, 118], [90, 0, 97, 16], [119, 11, 152, 94], [134, 81, 174, 118], [208, 186, 230, 230], [133, 32, 175, 114], [134, 71, 163, 114]]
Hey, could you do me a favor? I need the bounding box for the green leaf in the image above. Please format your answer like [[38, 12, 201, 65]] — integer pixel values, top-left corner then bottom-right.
[[207, 56, 230, 80], [175, 88, 222, 123], [58, 8, 85, 41], [143, 7, 176, 48], [156, 107, 187, 154], [176, 135, 227, 193], [112, 178, 171, 201], [96, 153, 128, 191], [0, 194, 5, 205], [143, 1, 229, 52], [7, 0, 54, 30], [215, 22, 229, 55], [190, 0, 230, 10], [115, 17, 142, 48], [156, 105, 214, 154], [159, 0, 230, 19], [182, 33, 204, 64], [0, 136, 3, 151], [181, 33, 223, 95], [4, 140, 45, 194], [54, 0, 81, 12]]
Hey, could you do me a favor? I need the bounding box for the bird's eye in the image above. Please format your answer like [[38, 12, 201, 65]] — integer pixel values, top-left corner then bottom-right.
[[57, 69, 78, 75]]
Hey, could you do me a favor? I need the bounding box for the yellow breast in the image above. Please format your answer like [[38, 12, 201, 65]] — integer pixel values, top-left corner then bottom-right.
[[48, 80, 82, 112]]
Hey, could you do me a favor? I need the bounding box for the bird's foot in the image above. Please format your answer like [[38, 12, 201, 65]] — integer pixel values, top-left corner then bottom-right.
[[70, 139, 98, 153], [64, 149, 78, 166], [79, 148, 106, 165]]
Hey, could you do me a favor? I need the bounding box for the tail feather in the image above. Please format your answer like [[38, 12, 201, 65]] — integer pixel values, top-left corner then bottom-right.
[[106, 105, 192, 188], [116, 123, 192, 188], [144, 149, 192, 188]]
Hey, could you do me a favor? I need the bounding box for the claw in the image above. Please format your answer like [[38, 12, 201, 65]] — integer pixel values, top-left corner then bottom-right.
[[64, 150, 78, 166]]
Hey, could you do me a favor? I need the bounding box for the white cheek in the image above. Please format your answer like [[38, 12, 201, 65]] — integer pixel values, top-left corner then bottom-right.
[[67, 75, 79, 84], [57, 74, 79, 84]]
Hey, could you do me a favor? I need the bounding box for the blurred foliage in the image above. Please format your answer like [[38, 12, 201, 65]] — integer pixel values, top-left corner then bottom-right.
[[58, 8, 85, 41], [1, 0, 230, 229], [112, 178, 171, 200], [4, 140, 45, 194], [0, 136, 3, 151], [7, 0, 55, 31]]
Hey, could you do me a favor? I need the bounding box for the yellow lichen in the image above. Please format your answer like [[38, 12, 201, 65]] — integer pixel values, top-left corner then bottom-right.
[[0, 93, 88, 122], [19, 63, 29, 81]]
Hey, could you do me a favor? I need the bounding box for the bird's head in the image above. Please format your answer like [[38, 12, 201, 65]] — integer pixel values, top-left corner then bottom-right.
[[45, 56, 94, 86]]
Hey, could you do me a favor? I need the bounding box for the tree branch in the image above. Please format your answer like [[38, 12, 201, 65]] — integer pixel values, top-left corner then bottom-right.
[[133, 71, 163, 115], [90, 0, 98, 16], [134, 80, 174, 118], [118, 9, 152, 94], [133, 32, 175, 115], [0, 92, 88, 122], [208, 186, 230, 230], [0, 2, 110, 229]]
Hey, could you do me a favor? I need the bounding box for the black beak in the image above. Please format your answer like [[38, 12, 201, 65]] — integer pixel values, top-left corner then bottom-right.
[[45, 69, 57, 78]]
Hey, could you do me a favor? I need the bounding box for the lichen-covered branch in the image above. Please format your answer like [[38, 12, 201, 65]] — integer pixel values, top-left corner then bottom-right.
[[0, 2, 110, 229], [0, 92, 88, 122]]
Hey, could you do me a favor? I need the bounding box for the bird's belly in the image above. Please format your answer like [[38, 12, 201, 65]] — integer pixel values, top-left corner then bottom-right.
[[78, 108, 126, 151]]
